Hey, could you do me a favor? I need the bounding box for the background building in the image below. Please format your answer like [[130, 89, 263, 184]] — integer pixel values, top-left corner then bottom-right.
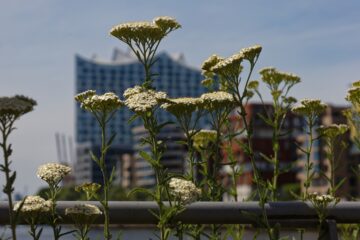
[[303, 105, 359, 199], [222, 103, 303, 200], [222, 103, 360, 200], [121, 125, 187, 188], [74, 142, 133, 185], [74, 49, 207, 186], [75, 48, 207, 148]]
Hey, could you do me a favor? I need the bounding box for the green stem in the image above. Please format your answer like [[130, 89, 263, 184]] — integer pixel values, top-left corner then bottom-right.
[[0, 119, 17, 240], [271, 113, 280, 202], [329, 140, 335, 196], [100, 118, 111, 240], [143, 114, 171, 240], [29, 216, 40, 240], [304, 117, 314, 199], [235, 63, 275, 240], [49, 184, 61, 240]]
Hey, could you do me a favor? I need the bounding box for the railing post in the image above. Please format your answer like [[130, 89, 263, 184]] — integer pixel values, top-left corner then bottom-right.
[[323, 219, 338, 240]]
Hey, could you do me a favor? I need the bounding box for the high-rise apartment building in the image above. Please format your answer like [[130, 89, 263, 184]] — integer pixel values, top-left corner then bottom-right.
[[223, 103, 360, 200], [302, 105, 359, 199], [222, 103, 305, 200]]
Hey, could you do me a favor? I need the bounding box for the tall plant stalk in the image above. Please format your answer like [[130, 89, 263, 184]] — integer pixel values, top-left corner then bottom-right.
[[292, 99, 327, 199], [75, 91, 123, 240], [0, 118, 17, 240], [253, 67, 300, 201], [0, 95, 36, 240], [317, 124, 348, 196]]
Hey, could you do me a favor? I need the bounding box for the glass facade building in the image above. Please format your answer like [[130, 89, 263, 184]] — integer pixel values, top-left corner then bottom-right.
[[75, 49, 208, 149]]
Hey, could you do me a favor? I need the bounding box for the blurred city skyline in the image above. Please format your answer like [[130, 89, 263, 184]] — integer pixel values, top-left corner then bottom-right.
[[0, 0, 360, 196]]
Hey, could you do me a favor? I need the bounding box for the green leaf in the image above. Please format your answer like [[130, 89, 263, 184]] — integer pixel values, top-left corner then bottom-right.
[[259, 152, 273, 164], [157, 121, 174, 131], [9, 171, 16, 185], [13, 197, 27, 223], [36, 228, 43, 239], [59, 229, 77, 237], [128, 187, 155, 199], [107, 133, 117, 147], [109, 166, 116, 184], [257, 113, 274, 127], [89, 150, 100, 165], [176, 140, 187, 146], [128, 114, 139, 124], [334, 177, 347, 192], [139, 150, 153, 162], [163, 228, 171, 240]]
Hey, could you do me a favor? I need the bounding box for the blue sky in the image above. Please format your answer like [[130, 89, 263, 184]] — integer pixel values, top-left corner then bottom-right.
[[0, 0, 359, 195]]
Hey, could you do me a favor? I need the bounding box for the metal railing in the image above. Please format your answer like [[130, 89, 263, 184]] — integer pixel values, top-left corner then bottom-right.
[[2, 201, 360, 239]]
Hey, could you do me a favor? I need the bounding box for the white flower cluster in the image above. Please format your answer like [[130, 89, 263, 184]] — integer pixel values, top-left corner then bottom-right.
[[211, 52, 244, 75], [124, 86, 167, 113], [201, 54, 223, 72], [13, 195, 52, 214], [110, 21, 164, 42], [291, 98, 327, 117], [259, 67, 300, 86], [110, 16, 180, 43], [345, 81, 360, 104], [200, 91, 235, 110], [0, 95, 37, 117], [123, 86, 143, 99], [75, 90, 123, 112], [191, 129, 218, 151], [168, 178, 201, 204], [240, 45, 262, 62], [308, 192, 335, 204], [37, 163, 71, 185], [161, 97, 204, 115], [153, 16, 181, 33], [317, 124, 348, 138], [65, 204, 102, 217]]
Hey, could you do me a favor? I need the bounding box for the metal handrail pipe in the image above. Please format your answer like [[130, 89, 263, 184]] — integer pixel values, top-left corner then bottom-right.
[[1, 201, 360, 225]]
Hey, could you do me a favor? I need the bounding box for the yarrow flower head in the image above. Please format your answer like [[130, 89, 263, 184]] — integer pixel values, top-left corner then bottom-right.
[[201, 54, 224, 72], [200, 91, 235, 110], [211, 52, 244, 76], [308, 192, 336, 205], [161, 97, 204, 116], [247, 80, 259, 90], [123, 86, 143, 99], [345, 81, 360, 104], [0, 95, 37, 118], [37, 163, 71, 186], [65, 204, 102, 224], [124, 86, 167, 114], [75, 182, 101, 200], [75, 91, 123, 112], [168, 178, 201, 204], [191, 129, 217, 151], [343, 108, 360, 143], [14, 195, 52, 215], [65, 204, 102, 217], [240, 45, 262, 63], [110, 16, 180, 44], [291, 99, 327, 117], [201, 78, 214, 89], [110, 21, 164, 43], [153, 16, 181, 34], [317, 124, 349, 139], [259, 67, 300, 87]]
